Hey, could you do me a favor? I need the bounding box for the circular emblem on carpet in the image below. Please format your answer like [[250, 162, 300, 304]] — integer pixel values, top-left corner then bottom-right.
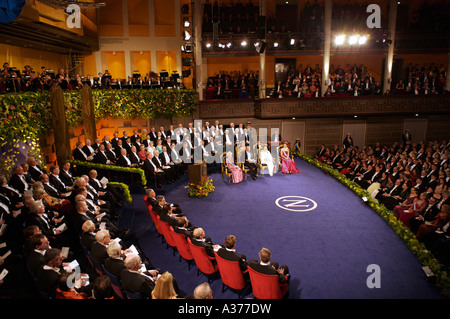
[[275, 195, 318, 212]]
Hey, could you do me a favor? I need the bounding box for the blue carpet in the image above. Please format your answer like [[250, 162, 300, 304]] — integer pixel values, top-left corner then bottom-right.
[[120, 159, 444, 299]]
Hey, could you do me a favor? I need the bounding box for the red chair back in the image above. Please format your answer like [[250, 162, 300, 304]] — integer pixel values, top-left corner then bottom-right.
[[187, 238, 218, 275], [214, 251, 248, 291], [157, 217, 177, 248], [149, 208, 163, 236], [170, 227, 194, 261], [247, 266, 288, 299]]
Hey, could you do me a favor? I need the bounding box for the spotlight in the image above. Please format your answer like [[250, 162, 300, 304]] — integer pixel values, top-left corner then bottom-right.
[[183, 31, 191, 41], [241, 40, 247, 47], [348, 35, 358, 45], [274, 41, 279, 47], [335, 34, 345, 45], [226, 42, 232, 48], [358, 36, 367, 45], [290, 38, 295, 45], [205, 43, 211, 48], [183, 18, 190, 28]]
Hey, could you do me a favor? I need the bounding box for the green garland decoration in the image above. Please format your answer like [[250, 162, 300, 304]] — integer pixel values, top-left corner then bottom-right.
[[297, 153, 450, 297], [68, 160, 147, 186], [185, 177, 215, 198], [108, 182, 132, 203], [0, 88, 198, 144]]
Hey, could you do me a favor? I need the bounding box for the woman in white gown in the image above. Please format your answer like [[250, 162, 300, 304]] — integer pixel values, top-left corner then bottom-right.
[[259, 144, 275, 176]]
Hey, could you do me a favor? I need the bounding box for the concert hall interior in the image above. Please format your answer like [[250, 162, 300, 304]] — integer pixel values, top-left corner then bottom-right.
[[0, 0, 449, 303]]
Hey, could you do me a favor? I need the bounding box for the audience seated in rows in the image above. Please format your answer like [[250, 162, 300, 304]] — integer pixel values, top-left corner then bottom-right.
[[316, 137, 450, 267]]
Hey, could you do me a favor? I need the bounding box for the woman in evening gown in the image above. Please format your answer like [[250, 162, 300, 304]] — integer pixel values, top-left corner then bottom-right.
[[226, 152, 244, 183], [280, 143, 300, 174]]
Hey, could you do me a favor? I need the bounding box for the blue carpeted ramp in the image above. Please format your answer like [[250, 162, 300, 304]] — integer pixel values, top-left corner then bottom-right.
[[124, 159, 444, 299]]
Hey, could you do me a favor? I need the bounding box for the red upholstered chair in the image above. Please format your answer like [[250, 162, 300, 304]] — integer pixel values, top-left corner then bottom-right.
[[247, 266, 289, 299], [187, 237, 219, 283], [157, 217, 177, 255], [214, 251, 249, 299], [170, 226, 194, 270], [148, 208, 164, 242]]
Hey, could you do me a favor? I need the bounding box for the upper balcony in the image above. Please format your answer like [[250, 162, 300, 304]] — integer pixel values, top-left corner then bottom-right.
[[0, 0, 101, 54]]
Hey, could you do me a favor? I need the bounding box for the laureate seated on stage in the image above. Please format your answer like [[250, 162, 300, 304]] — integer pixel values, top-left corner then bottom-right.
[[224, 151, 244, 184]]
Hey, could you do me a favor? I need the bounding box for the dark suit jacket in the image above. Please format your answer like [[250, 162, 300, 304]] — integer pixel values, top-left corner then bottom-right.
[[116, 155, 131, 167], [81, 232, 96, 250], [59, 170, 74, 187], [8, 174, 29, 194], [43, 182, 61, 199], [93, 151, 109, 165], [173, 226, 193, 239], [104, 257, 126, 278], [36, 267, 63, 298], [28, 165, 45, 181], [129, 152, 141, 166], [191, 237, 215, 258], [105, 149, 117, 163], [27, 250, 46, 275], [120, 269, 155, 298], [49, 175, 69, 193], [216, 247, 247, 271], [90, 241, 109, 264], [26, 213, 55, 239], [82, 145, 95, 157], [73, 147, 88, 161]]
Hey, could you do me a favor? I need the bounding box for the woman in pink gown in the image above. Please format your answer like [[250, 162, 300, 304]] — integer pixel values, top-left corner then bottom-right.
[[280, 143, 300, 174], [398, 192, 428, 227], [393, 187, 418, 218], [226, 152, 244, 183]]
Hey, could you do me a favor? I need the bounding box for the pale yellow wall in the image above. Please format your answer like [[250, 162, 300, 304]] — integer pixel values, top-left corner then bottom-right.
[[98, 0, 124, 37], [83, 53, 97, 77], [157, 51, 178, 74], [105, 51, 126, 79], [131, 51, 152, 75], [154, 0, 176, 37], [128, 0, 150, 36]]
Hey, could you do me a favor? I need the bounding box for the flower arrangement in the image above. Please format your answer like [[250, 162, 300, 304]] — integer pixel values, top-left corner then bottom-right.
[[298, 154, 450, 297], [185, 178, 215, 198]]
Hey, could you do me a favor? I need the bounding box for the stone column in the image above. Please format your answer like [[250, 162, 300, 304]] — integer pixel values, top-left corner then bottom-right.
[[321, 0, 332, 97], [258, 0, 267, 99], [383, 0, 398, 93], [446, 52, 450, 92], [49, 84, 71, 166], [81, 85, 97, 143], [193, 0, 204, 100]]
